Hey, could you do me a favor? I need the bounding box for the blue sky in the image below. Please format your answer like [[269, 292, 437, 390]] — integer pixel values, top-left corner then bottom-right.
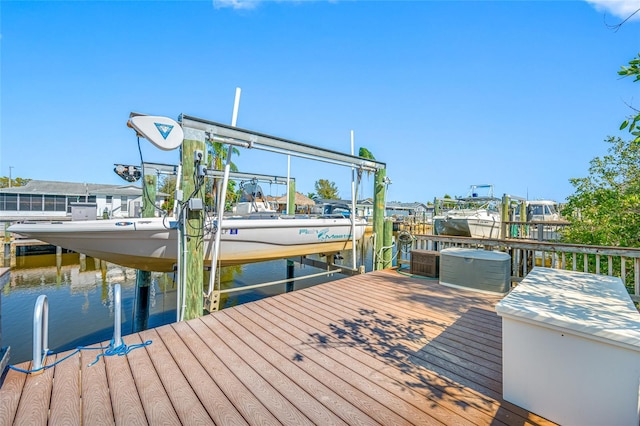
[[1, 1, 639, 203]]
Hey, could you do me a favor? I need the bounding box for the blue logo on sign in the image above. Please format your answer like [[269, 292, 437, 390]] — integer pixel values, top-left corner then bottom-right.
[[154, 123, 174, 140], [230, 229, 238, 235]]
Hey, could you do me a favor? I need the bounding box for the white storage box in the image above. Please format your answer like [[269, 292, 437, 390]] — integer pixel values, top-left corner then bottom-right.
[[439, 247, 510, 295], [495, 267, 640, 425]]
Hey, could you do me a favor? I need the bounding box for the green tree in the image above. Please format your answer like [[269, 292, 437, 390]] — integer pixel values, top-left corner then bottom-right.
[[205, 141, 240, 210], [315, 179, 339, 199], [561, 136, 640, 248], [158, 175, 177, 213], [306, 192, 317, 200], [619, 53, 640, 143], [0, 176, 30, 188], [358, 147, 375, 160]]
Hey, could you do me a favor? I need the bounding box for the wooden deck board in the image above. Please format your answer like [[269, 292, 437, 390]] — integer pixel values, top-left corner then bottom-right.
[[0, 360, 27, 425], [296, 280, 506, 392], [263, 289, 499, 425], [122, 332, 181, 425], [138, 327, 214, 424], [249, 296, 463, 425], [292, 272, 546, 425], [14, 357, 55, 426], [157, 321, 249, 425], [217, 307, 378, 425], [80, 344, 115, 425], [173, 320, 278, 425], [0, 270, 557, 425], [187, 316, 314, 425], [103, 343, 147, 425], [200, 313, 348, 425], [49, 350, 81, 425], [307, 284, 505, 368]]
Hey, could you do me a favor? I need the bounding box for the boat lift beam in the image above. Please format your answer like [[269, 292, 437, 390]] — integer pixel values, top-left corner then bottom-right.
[[178, 114, 386, 173], [141, 161, 292, 185], [205, 170, 291, 185]]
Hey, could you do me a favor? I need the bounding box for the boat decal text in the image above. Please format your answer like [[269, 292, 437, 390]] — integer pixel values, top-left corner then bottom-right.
[[299, 228, 351, 241], [115, 222, 134, 226]]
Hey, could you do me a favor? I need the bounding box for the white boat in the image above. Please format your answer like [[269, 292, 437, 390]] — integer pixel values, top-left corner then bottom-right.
[[7, 215, 367, 272], [433, 185, 502, 239], [514, 199, 567, 242], [518, 199, 561, 222], [440, 208, 501, 238]]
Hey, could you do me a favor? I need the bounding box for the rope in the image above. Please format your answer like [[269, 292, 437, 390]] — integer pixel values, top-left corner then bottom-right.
[[87, 339, 153, 367], [8, 339, 153, 374]]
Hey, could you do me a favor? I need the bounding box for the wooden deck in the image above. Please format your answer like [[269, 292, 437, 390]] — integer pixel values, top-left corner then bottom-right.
[[0, 270, 555, 425]]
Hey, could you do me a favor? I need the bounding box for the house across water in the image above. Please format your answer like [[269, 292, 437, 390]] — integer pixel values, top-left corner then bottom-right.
[[0, 179, 168, 222]]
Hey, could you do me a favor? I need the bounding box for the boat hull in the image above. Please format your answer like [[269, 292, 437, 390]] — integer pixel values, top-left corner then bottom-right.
[[434, 211, 501, 239], [8, 216, 367, 272]]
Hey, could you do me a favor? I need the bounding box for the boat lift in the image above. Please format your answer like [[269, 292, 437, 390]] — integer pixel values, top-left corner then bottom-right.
[[129, 109, 387, 319]]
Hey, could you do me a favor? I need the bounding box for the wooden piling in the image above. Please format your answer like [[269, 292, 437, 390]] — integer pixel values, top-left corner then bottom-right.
[[286, 259, 295, 292], [501, 194, 510, 239], [383, 218, 393, 269], [134, 168, 157, 332], [287, 179, 296, 215], [181, 135, 206, 320], [373, 169, 386, 270]]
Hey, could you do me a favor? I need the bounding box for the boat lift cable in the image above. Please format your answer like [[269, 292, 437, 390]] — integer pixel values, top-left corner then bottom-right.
[[135, 136, 171, 217]]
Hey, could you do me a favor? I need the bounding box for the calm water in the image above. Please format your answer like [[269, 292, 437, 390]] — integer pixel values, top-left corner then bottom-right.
[[1, 236, 399, 364]]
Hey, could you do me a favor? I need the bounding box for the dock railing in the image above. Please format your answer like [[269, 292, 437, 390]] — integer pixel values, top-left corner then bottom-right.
[[408, 234, 640, 303], [502, 220, 571, 242]]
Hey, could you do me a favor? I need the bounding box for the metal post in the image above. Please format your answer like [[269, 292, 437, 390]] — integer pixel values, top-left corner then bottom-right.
[[286, 259, 295, 292], [32, 295, 49, 372], [112, 284, 123, 348]]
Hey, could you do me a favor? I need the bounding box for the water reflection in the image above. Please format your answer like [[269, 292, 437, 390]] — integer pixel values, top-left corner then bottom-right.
[[1, 235, 389, 364]]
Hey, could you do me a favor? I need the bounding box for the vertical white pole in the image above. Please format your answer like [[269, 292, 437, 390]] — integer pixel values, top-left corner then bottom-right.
[[206, 87, 241, 299], [113, 284, 123, 347], [350, 130, 357, 271], [231, 87, 241, 127], [175, 162, 182, 322], [286, 155, 291, 214]]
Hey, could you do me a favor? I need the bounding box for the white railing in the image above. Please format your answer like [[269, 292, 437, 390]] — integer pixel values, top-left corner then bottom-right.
[[408, 235, 640, 302]]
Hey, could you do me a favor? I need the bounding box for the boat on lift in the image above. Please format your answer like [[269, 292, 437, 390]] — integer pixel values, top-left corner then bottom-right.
[[8, 213, 366, 272]]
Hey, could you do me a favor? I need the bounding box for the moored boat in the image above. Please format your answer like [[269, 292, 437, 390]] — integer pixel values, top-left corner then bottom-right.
[[8, 215, 367, 272], [433, 184, 502, 238]]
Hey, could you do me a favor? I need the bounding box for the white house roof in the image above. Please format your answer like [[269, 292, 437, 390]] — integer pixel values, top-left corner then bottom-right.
[[0, 180, 167, 197]]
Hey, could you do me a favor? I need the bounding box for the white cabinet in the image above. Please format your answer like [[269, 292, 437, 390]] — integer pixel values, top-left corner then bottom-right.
[[496, 267, 640, 425]]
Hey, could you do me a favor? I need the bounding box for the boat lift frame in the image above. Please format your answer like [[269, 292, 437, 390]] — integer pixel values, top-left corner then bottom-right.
[[178, 114, 386, 173], [131, 111, 387, 318], [179, 114, 387, 311]]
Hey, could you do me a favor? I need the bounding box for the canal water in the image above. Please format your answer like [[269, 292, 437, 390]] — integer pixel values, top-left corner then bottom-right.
[[2, 236, 403, 364]]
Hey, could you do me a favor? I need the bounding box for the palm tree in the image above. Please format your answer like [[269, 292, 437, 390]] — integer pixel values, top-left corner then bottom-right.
[[206, 141, 240, 210]]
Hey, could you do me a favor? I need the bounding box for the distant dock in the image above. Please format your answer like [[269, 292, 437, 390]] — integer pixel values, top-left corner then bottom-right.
[[0, 270, 554, 425]]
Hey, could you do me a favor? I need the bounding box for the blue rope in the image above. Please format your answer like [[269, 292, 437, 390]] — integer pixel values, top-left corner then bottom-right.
[[88, 339, 152, 367], [8, 339, 153, 374]]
